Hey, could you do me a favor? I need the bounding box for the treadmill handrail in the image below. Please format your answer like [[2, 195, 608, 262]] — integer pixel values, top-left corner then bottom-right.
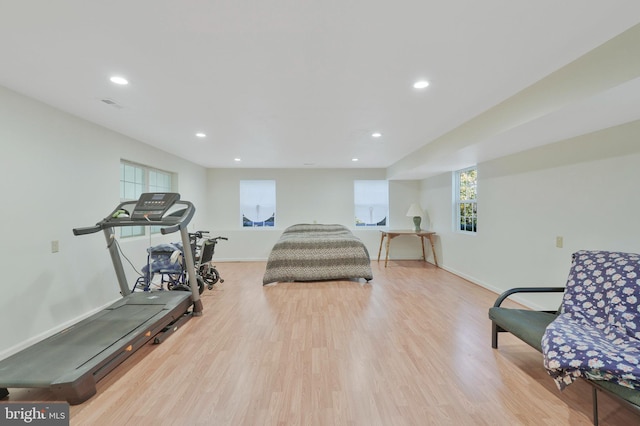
[[72, 200, 195, 236], [161, 224, 180, 235], [73, 225, 102, 236]]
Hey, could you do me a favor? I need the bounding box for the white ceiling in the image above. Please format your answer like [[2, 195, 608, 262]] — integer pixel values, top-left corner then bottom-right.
[[1, 1, 639, 179]]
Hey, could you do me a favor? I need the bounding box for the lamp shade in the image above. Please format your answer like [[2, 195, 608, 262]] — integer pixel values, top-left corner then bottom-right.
[[406, 203, 424, 217]]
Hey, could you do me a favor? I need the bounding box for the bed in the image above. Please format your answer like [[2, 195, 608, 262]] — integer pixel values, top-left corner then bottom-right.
[[262, 224, 373, 285]]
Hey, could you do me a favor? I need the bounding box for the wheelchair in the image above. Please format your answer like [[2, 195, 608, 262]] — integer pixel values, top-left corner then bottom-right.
[[189, 231, 227, 290], [134, 242, 205, 294]]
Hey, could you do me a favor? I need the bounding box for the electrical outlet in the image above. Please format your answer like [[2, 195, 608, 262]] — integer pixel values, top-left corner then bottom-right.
[[51, 240, 59, 253], [555, 236, 563, 248]]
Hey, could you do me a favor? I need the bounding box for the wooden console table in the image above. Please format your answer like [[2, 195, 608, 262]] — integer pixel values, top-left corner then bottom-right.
[[377, 230, 438, 267]]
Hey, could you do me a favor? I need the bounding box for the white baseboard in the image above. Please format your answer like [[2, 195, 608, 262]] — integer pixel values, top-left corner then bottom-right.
[[215, 258, 268, 262], [437, 264, 549, 311], [0, 299, 118, 362]]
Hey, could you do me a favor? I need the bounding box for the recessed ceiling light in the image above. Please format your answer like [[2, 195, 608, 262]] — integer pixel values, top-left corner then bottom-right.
[[234, 158, 241, 162], [413, 80, 429, 89], [371, 132, 382, 138], [351, 158, 359, 162], [110, 76, 129, 85], [195, 132, 206, 138]]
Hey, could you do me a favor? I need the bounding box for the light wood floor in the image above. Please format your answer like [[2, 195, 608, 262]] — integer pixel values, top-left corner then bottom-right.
[[5, 261, 639, 425]]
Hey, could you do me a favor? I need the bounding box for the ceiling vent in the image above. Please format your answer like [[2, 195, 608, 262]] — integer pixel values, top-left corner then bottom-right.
[[100, 98, 123, 109]]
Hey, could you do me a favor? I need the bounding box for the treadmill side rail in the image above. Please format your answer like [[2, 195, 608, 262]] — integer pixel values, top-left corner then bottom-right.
[[51, 375, 97, 406]]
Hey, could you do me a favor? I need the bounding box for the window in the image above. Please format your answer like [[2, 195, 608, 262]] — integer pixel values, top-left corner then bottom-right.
[[455, 167, 477, 233], [120, 160, 174, 237], [240, 180, 276, 227], [354, 180, 388, 227]]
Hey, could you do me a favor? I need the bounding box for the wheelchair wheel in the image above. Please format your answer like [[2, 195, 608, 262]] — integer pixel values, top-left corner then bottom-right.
[[200, 265, 219, 287], [133, 276, 150, 292], [168, 276, 205, 295], [168, 283, 189, 292]]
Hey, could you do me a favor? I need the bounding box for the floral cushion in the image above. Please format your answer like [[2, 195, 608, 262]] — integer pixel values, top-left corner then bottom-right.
[[542, 250, 640, 390]]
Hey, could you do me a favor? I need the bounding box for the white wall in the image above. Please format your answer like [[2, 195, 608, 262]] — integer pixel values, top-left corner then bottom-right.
[[0, 85, 208, 358], [204, 168, 423, 261], [0, 84, 426, 359], [420, 119, 640, 310], [7, 72, 636, 360]]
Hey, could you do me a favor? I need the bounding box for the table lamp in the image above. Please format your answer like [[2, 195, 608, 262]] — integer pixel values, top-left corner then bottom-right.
[[406, 203, 424, 232]]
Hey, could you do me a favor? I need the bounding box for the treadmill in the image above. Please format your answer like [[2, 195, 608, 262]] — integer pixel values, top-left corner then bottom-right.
[[0, 193, 203, 404]]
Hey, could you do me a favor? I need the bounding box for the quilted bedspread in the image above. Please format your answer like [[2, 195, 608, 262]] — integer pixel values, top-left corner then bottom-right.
[[542, 250, 640, 390], [262, 224, 373, 285]]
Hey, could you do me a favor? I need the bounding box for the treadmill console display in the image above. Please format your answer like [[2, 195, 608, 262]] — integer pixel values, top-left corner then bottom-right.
[[131, 193, 181, 220]]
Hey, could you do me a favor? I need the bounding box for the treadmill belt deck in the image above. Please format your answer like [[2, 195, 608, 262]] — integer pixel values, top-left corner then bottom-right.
[[0, 291, 191, 390]]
